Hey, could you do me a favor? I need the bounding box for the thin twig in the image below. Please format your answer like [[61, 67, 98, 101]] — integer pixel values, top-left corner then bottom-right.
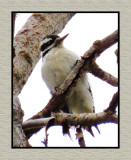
[[90, 62, 118, 86], [115, 48, 118, 63], [104, 91, 118, 113], [76, 127, 86, 147]]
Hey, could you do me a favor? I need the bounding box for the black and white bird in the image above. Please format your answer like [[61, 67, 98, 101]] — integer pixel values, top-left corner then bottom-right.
[[40, 34, 95, 115]]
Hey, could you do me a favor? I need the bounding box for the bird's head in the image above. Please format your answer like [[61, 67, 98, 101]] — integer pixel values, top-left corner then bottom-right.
[[40, 34, 69, 58]]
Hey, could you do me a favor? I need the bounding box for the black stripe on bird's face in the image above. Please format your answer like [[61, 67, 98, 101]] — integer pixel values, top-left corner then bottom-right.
[[40, 35, 60, 58]]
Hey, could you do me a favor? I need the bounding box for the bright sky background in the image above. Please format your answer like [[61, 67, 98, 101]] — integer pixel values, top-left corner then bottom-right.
[[15, 13, 118, 147]]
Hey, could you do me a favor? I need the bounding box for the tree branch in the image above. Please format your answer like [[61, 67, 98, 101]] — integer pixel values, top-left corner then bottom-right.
[[13, 95, 27, 147], [104, 91, 118, 113], [90, 62, 118, 86], [115, 48, 118, 63], [22, 112, 118, 131], [13, 13, 75, 95], [22, 117, 54, 130], [76, 127, 86, 147], [53, 112, 118, 126]]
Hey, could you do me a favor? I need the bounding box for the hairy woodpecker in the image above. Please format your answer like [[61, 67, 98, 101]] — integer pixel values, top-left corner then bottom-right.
[[40, 34, 95, 115]]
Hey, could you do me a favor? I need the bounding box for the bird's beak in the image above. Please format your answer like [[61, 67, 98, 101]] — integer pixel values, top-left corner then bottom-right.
[[55, 34, 69, 44]]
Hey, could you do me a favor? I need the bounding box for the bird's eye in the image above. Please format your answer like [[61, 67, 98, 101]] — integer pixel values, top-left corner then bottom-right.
[[47, 41, 51, 45]]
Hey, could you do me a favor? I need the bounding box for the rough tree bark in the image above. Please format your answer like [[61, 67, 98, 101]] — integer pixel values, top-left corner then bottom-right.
[[13, 13, 76, 147], [13, 13, 75, 95], [13, 95, 27, 147]]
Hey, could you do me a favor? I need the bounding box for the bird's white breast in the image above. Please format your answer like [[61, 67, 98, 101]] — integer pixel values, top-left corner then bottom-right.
[[41, 46, 94, 113], [41, 47, 79, 92]]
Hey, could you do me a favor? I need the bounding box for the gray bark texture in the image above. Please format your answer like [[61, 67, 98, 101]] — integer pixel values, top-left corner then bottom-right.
[[13, 13, 75, 95], [13, 13, 75, 147], [13, 95, 27, 147]]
